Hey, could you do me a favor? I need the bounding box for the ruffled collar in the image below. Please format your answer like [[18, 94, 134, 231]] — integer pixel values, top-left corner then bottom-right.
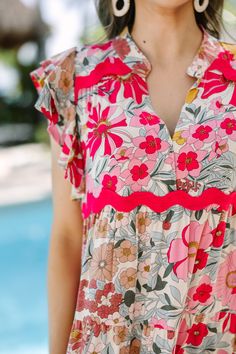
[[118, 25, 224, 79]]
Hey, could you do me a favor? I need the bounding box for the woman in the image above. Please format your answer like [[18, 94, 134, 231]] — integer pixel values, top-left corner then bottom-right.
[[30, 0, 236, 353]]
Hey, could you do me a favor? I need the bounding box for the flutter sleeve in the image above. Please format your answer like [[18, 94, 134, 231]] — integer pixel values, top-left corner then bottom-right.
[[29, 47, 86, 201]]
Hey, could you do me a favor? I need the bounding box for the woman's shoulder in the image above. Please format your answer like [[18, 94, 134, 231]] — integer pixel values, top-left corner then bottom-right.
[[30, 36, 122, 98]]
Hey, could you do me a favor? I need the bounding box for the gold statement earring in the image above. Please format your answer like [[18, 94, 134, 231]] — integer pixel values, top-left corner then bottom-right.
[[112, 0, 130, 17], [194, 0, 209, 13]]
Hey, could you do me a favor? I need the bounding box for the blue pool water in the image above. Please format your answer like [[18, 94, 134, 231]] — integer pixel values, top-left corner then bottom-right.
[[0, 197, 53, 353]]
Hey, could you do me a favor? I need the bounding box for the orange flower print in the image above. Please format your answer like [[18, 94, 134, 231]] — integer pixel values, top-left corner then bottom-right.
[[95, 217, 109, 238], [113, 326, 129, 345], [136, 212, 152, 234], [61, 105, 76, 122], [119, 338, 141, 354], [120, 267, 137, 289], [58, 71, 73, 94], [60, 53, 75, 72], [116, 240, 137, 262], [90, 243, 116, 281]]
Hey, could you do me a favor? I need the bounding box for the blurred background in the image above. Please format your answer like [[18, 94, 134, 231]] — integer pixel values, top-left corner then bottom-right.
[[0, 1, 236, 353]]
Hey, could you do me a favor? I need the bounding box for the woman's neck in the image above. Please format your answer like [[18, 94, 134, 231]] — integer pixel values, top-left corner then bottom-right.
[[130, 1, 203, 67]]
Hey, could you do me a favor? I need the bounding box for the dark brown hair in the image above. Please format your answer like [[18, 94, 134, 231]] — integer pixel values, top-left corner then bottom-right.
[[95, 0, 224, 40]]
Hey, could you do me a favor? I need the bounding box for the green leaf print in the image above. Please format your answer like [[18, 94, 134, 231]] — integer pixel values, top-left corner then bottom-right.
[[152, 343, 161, 354], [153, 274, 168, 291], [163, 263, 174, 278], [195, 209, 203, 221], [124, 290, 135, 307]]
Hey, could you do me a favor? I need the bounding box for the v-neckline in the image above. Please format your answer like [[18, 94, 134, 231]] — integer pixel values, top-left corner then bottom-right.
[[118, 25, 222, 144]]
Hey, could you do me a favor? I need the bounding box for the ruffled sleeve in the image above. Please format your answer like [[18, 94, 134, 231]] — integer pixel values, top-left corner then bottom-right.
[[30, 47, 86, 201]]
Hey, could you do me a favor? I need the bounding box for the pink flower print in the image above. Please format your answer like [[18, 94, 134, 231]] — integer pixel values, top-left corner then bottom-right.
[[110, 146, 134, 162], [114, 212, 129, 228], [138, 259, 150, 280], [105, 311, 127, 326], [172, 318, 188, 354], [211, 311, 236, 334], [100, 165, 124, 193], [129, 301, 143, 319], [87, 343, 105, 354], [218, 114, 236, 141], [130, 109, 161, 128], [209, 97, 226, 115], [120, 158, 155, 192], [211, 221, 226, 248], [215, 249, 236, 311], [167, 220, 212, 281], [150, 318, 174, 331], [182, 122, 216, 150], [208, 138, 229, 160], [175, 145, 207, 179], [186, 275, 213, 310], [133, 133, 169, 159], [198, 52, 236, 106], [87, 102, 127, 159]]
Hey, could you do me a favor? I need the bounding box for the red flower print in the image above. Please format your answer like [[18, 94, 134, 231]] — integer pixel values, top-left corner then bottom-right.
[[139, 111, 160, 126], [187, 275, 213, 309], [186, 322, 208, 346], [217, 311, 236, 333], [130, 163, 149, 181], [220, 116, 236, 135], [167, 220, 212, 281], [74, 56, 132, 103], [192, 125, 213, 141], [61, 134, 84, 189], [177, 151, 199, 172], [87, 102, 127, 159], [90, 41, 112, 51], [173, 345, 184, 354], [96, 60, 148, 104], [193, 283, 213, 303], [211, 221, 226, 247], [41, 97, 59, 124], [193, 248, 208, 273], [139, 135, 162, 154], [199, 51, 236, 105], [95, 282, 122, 318], [163, 220, 171, 230], [175, 145, 207, 179], [102, 174, 118, 191], [113, 37, 131, 60]]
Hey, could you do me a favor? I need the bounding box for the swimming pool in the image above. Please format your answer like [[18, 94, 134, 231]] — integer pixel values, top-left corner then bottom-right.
[[0, 197, 52, 353]]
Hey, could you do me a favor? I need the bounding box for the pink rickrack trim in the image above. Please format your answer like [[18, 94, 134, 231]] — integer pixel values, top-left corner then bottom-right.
[[81, 187, 236, 219]]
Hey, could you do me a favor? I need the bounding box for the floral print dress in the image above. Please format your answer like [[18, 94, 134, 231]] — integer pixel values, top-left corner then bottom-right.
[[30, 25, 236, 353]]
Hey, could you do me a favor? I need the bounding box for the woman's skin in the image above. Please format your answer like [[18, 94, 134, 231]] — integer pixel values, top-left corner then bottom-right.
[[131, 0, 203, 139], [48, 137, 84, 354], [48, 1, 205, 353]]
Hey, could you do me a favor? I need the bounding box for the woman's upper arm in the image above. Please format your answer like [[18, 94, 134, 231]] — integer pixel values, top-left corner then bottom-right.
[[50, 135, 84, 240]]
